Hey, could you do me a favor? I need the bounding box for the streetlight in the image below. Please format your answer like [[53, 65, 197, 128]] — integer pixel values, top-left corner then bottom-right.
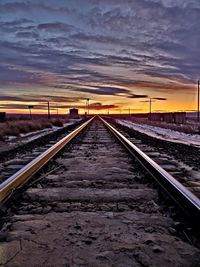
[[141, 97, 166, 120], [47, 101, 51, 119], [150, 97, 167, 120], [28, 105, 34, 120], [85, 98, 90, 116], [141, 98, 155, 119], [149, 98, 153, 119]]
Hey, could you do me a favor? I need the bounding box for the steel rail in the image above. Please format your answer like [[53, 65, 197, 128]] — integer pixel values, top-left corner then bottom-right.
[[100, 116, 200, 222], [0, 116, 95, 204]]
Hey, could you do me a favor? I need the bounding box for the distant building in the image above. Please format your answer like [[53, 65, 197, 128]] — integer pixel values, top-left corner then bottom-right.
[[0, 112, 6, 122], [148, 112, 186, 124], [149, 113, 163, 122], [163, 113, 174, 123], [69, 108, 79, 119], [174, 112, 186, 124]]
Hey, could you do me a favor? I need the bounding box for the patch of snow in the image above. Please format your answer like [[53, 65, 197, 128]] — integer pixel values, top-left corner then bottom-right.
[[7, 136, 17, 141], [20, 129, 51, 138], [116, 119, 200, 147], [21, 121, 75, 143], [20, 121, 73, 137], [5, 121, 75, 144]]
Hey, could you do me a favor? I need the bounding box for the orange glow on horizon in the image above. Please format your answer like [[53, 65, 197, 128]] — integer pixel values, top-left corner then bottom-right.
[[0, 84, 197, 115]]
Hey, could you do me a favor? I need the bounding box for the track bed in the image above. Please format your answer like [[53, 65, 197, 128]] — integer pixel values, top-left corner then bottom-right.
[[0, 118, 199, 266]]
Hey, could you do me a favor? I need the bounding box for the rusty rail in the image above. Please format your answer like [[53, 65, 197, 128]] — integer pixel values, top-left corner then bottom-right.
[[0, 116, 95, 204], [100, 116, 200, 223]]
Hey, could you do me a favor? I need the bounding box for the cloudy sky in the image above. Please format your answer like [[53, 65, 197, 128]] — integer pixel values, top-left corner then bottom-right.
[[0, 0, 199, 114]]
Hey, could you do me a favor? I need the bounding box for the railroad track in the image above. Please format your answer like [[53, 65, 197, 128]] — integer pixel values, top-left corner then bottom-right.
[[0, 119, 85, 184], [0, 116, 199, 266], [107, 118, 200, 199]]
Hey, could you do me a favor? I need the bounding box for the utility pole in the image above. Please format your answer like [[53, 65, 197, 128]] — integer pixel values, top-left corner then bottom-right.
[[28, 105, 34, 120], [48, 101, 51, 119], [149, 98, 152, 120], [198, 80, 200, 122], [57, 105, 59, 117], [85, 99, 87, 117], [87, 98, 90, 116]]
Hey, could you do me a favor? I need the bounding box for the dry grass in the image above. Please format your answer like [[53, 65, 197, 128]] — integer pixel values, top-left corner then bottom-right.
[[51, 118, 64, 127], [0, 118, 68, 141]]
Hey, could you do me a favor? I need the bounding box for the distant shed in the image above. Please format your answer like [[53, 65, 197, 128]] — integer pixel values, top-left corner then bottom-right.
[[148, 112, 186, 124], [174, 112, 186, 124], [149, 113, 163, 122], [163, 113, 174, 123], [69, 108, 79, 119]]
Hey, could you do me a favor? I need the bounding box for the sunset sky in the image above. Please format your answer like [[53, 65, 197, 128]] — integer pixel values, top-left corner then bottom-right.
[[0, 0, 199, 114]]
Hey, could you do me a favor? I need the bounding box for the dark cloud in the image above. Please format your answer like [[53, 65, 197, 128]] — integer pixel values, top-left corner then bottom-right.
[[88, 103, 119, 110], [0, 95, 23, 101], [0, 2, 71, 14], [117, 79, 195, 93], [0, 102, 119, 111], [37, 22, 74, 33], [127, 94, 149, 99], [16, 31, 39, 39], [1, 18, 33, 27], [0, 2, 32, 12], [0, 94, 85, 103], [75, 86, 130, 96], [0, 103, 46, 110], [152, 97, 167, 100], [0, 20, 35, 34], [61, 103, 119, 110], [141, 97, 167, 102]]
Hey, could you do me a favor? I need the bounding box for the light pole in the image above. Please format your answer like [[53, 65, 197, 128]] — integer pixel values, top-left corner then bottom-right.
[[149, 98, 152, 120], [86, 98, 90, 116], [28, 105, 34, 120], [47, 101, 51, 119], [142, 97, 166, 120], [85, 99, 87, 116], [198, 80, 200, 122]]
